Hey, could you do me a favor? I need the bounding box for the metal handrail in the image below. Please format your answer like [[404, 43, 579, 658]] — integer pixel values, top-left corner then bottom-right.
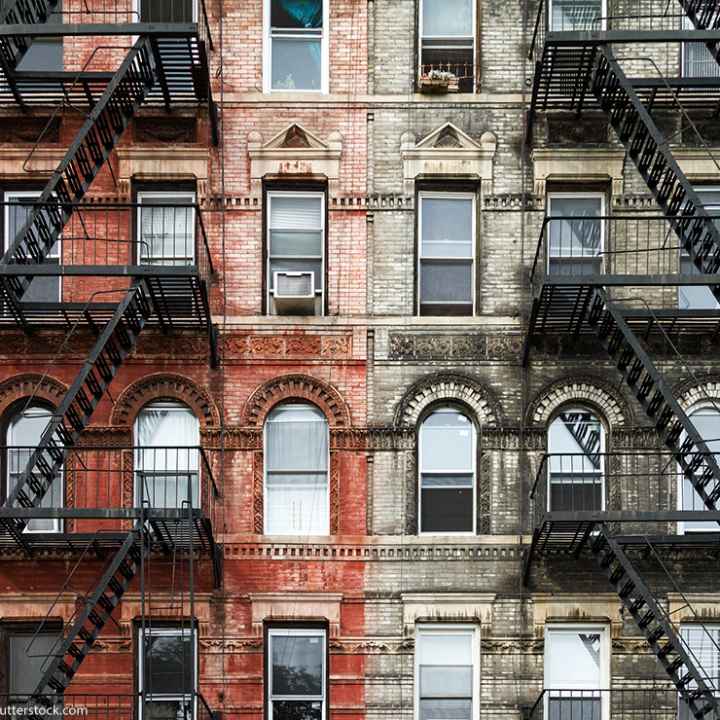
[[529, 0, 545, 61]]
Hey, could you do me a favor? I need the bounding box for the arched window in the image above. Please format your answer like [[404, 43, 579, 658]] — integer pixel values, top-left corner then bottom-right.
[[547, 407, 605, 512], [419, 407, 476, 534], [134, 401, 200, 509], [679, 404, 720, 534], [264, 403, 329, 535], [6, 404, 61, 533]]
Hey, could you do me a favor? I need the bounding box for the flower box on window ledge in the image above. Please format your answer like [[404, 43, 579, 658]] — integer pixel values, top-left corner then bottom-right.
[[419, 70, 459, 94]]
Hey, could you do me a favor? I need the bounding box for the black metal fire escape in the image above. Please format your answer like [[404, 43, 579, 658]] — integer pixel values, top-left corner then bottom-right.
[[0, 0, 221, 706], [524, 1, 720, 716]]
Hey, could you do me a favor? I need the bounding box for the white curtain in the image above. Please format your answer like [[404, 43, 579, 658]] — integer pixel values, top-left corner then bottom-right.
[[265, 403, 328, 535], [135, 402, 199, 508]]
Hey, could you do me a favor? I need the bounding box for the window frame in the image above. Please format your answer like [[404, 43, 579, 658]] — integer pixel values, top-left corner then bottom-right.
[[417, 191, 476, 317], [266, 190, 326, 317], [681, 15, 720, 78], [546, 405, 606, 513], [137, 623, 198, 720], [130, 0, 198, 23], [3, 189, 62, 303], [263, 0, 330, 94], [417, 0, 477, 93], [414, 624, 480, 720], [544, 623, 610, 720], [547, 0, 607, 32], [136, 190, 197, 267], [546, 191, 606, 276], [418, 405, 477, 536], [677, 623, 720, 719], [677, 401, 720, 535], [266, 625, 328, 720], [263, 402, 330, 536]]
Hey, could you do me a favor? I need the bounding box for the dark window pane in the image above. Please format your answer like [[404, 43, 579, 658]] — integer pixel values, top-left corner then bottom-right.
[[419, 699, 472, 720], [144, 634, 193, 695], [9, 634, 60, 695], [550, 477, 603, 511], [16, 40, 63, 71], [420, 44, 474, 92], [140, 0, 194, 22], [142, 699, 193, 720], [548, 698, 601, 720], [421, 487, 473, 533], [271, 635, 323, 696], [272, 701, 322, 720], [271, 0, 322, 29]]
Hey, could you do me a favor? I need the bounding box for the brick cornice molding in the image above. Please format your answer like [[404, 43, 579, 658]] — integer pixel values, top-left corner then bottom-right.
[[394, 372, 504, 428], [110, 373, 220, 429], [0, 373, 67, 415], [527, 374, 631, 428], [241, 373, 352, 427], [673, 373, 720, 412]]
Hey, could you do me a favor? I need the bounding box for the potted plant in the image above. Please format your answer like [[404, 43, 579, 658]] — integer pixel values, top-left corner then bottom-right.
[[419, 69, 459, 94]]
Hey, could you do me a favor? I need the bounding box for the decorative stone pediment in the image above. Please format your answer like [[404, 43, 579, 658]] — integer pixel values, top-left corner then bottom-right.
[[671, 148, 720, 182], [532, 147, 625, 198], [401, 593, 495, 634], [248, 123, 342, 181], [249, 592, 343, 636], [400, 123, 497, 194]]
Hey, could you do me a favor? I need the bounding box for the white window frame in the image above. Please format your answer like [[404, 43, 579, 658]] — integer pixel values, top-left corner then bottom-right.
[[677, 402, 720, 535], [263, 0, 329, 94], [547, 406, 606, 513], [4, 190, 62, 303], [267, 627, 327, 720], [418, 0, 476, 93], [131, 0, 198, 23], [547, 0, 607, 32], [681, 15, 720, 78], [417, 191, 476, 317], [418, 406, 477, 536], [678, 623, 720, 716], [414, 624, 480, 720], [266, 191, 325, 316], [546, 191, 606, 274], [544, 624, 610, 720], [136, 191, 197, 266], [263, 403, 330, 536], [7, 405, 62, 534], [138, 624, 197, 720]]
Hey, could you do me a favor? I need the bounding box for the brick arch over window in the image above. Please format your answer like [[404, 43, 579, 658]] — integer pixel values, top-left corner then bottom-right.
[[241, 374, 351, 428], [394, 372, 503, 429], [110, 373, 220, 429], [0, 374, 66, 416], [674, 375, 720, 412], [527, 376, 630, 428]]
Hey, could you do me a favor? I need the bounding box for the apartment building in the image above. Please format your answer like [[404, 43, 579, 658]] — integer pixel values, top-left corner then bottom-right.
[[0, 0, 719, 718]]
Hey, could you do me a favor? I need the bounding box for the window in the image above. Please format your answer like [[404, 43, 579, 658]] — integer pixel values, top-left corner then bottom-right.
[[139, 624, 197, 720], [547, 408, 604, 512], [137, 192, 196, 267], [419, 407, 476, 534], [134, 401, 200, 509], [7, 627, 61, 703], [418, 193, 475, 316], [544, 625, 609, 720], [267, 627, 326, 720], [678, 625, 720, 720], [679, 187, 720, 310], [415, 626, 478, 720], [6, 404, 62, 533], [264, 0, 327, 93], [678, 404, 720, 534], [682, 15, 720, 78], [267, 192, 325, 316], [547, 193, 604, 277], [264, 403, 329, 535], [419, 0, 475, 93], [2, 0, 63, 72], [136, 0, 196, 22], [548, 0, 605, 31], [4, 191, 61, 304]]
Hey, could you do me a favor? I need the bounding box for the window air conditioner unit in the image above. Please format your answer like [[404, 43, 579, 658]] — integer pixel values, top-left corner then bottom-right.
[[273, 271, 316, 314]]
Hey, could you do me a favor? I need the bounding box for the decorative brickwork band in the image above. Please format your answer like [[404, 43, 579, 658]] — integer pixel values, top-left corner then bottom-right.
[[253, 450, 264, 535]]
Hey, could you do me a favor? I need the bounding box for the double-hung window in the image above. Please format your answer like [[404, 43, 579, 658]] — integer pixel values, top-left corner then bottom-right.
[[545, 625, 609, 720], [7, 628, 61, 707], [418, 193, 475, 316], [268, 627, 326, 720], [682, 15, 720, 78], [419, 407, 476, 534], [547, 193, 604, 277], [265, 0, 327, 93], [547, 408, 604, 513], [139, 624, 197, 720], [548, 0, 605, 31], [5, 0, 63, 72], [415, 626, 478, 720], [267, 191, 324, 316], [4, 191, 61, 304], [678, 625, 720, 720], [679, 187, 720, 310], [419, 0, 475, 93], [137, 191, 196, 267]]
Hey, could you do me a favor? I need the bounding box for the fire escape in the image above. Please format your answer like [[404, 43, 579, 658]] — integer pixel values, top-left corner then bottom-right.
[[0, 0, 220, 715], [523, 1, 720, 718]]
